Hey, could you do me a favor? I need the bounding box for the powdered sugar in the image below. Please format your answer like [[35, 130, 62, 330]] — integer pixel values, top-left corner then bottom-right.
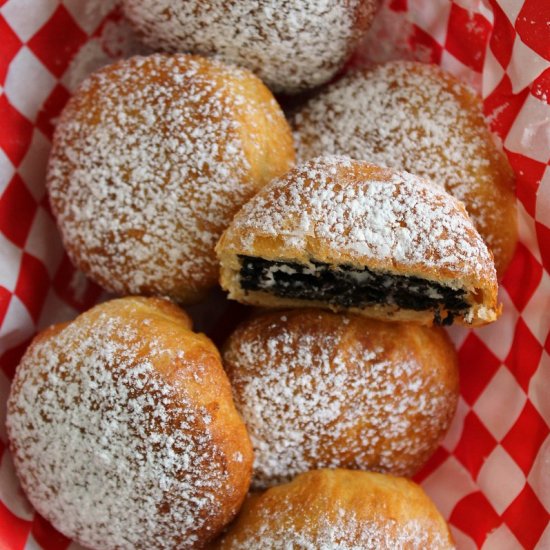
[[293, 62, 486, 194], [226, 156, 494, 281], [6, 303, 236, 548], [225, 514, 452, 549], [121, 0, 378, 94], [224, 311, 457, 489], [292, 62, 514, 267], [48, 53, 288, 299], [221, 471, 454, 549]]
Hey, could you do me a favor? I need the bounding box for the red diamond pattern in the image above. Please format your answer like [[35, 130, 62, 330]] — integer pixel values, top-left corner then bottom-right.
[[503, 484, 550, 548], [0, 174, 37, 248], [502, 242, 544, 312], [450, 491, 501, 547], [1, 0, 550, 548], [502, 401, 550, 475], [445, 3, 490, 72], [27, 5, 87, 79], [14, 253, 51, 323], [458, 333, 501, 405], [454, 411, 498, 478], [506, 151, 547, 217], [0, 14, 22, 85], [484, 75, 530, 138], [505, 318, 543, 390], [516, 0, 550, 60], [0, 94, 33, 166], [488, 0, 516, 68]]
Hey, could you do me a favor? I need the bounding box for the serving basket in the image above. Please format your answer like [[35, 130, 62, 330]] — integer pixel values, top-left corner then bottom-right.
[[0, 0, 549, 548]]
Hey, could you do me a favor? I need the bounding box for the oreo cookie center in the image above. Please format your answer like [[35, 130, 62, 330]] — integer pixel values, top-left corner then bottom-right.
[[238, 256, 469, 326]]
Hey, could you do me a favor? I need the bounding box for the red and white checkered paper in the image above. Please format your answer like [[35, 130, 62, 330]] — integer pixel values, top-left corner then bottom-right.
[[0, 0, 549, 548]]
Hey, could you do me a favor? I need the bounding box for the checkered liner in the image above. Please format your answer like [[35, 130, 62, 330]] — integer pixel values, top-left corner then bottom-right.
[[0, 0, 549, 548]]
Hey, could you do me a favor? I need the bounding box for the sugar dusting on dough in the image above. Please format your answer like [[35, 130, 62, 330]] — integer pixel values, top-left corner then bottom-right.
[[292, 61, 510, 262], [228, 513, 453, 549], [121, 0, 378, 94], [220, 469, 455, 548], [226, 156, 494, 280], [224, 311, 455, 489], [6, 307, 232, 549], [48, 53, 287, 297]]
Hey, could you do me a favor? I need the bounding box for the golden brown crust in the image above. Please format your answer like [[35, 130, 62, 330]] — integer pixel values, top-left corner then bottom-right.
[[216, 156, 500, 326], [222, 309, 459, 487], [7, 296, 253, 549], [47, 53, 295, 304], [292, 61, 517, 276], [217, 469, 455, 549]]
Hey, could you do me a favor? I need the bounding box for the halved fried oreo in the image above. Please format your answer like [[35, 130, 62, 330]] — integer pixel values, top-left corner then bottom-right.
[[216, 156, 500, 326]]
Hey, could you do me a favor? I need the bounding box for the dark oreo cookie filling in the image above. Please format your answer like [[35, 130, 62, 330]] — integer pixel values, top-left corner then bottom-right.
[[238, 256, 469, 326]]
